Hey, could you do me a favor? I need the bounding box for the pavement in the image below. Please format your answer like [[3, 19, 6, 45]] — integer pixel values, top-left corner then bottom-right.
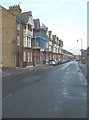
[[78, 61, 87, 79], [1, 64, 51, 77], [1, 61, 88, 79]]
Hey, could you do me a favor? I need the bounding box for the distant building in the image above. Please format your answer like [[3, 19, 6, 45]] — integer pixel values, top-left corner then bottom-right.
[[48, 31, 53, 60], [62, 49, 74, 60], [52, 35, 63, 60], [75, 55, 80, 61]]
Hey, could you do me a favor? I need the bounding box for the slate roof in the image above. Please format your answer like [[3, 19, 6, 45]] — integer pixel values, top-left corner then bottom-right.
[[33, 19, 40, 29], [21, 11, 32, 24]]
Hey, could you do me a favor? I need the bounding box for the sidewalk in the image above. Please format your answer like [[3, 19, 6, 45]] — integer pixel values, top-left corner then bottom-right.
[[1, 64, 50, 77], [78, 61, 87, 79]]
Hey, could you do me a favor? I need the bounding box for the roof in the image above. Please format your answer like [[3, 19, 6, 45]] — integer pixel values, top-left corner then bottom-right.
[[21, 11, 32, 24], [33, 19, 40, 29]]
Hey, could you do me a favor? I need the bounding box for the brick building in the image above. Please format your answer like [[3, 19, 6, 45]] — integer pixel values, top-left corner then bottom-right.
[[8, 5, 23, 67], [1, 6, 17, 68], [32, 19, 48, 65], [8, 5, 34, 67], [0, 6, 2, 67], [21, 11, 34, 67], [48, 31, 53, 60], [1, 4, 65, 68], [52, 35, 63, 60], [1, 5, 34, 68]]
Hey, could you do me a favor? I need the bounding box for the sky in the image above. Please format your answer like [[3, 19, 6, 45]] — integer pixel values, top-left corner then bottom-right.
[[0, 0, 88, 55]]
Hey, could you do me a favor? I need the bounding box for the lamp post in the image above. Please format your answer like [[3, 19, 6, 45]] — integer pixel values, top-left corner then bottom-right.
[[77, 38, 83, 62]]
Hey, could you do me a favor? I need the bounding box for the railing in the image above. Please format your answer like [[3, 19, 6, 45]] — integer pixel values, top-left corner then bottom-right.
[[33, 32, 48, 41], [59, 49, 62, 54], [49, 41, 52, 46]]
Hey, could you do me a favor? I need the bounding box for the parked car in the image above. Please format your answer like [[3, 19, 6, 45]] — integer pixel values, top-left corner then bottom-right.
[[49, 59, 58, 66], [57, 58, 63, 64], [62, 58, 67, 63]]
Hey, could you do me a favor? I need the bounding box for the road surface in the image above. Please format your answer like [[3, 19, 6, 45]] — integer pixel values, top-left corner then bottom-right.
[[2, 61, 87, 118]]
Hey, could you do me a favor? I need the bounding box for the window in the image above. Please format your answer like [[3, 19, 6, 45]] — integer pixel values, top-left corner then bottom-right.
[[23, 51, 26, 62], [28, 52, 30, 62], [25, 25, 26, 29], [17, 22, 20, 30], [17, 36, 20, 46], [30, 52, 32, 62], [28, 52, 32, 62], [23, 37, 27, 47], [28, 24, 32, 31], [27, 37, 31, 47], [23, 37, 31, 47]]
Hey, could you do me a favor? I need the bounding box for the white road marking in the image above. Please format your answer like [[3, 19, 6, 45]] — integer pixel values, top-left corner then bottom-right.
[[76, 62, 87, 86], [79, 71, 87, 86], [6, 93, 12, 98], [65, 72, 69, 74], [2, 73, 11, 77]]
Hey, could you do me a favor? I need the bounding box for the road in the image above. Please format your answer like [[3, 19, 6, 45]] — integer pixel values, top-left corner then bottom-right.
[[2, 61, 87, 118]]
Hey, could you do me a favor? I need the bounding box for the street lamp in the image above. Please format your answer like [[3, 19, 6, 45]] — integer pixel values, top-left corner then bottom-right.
[[77, 38, 83, 62]]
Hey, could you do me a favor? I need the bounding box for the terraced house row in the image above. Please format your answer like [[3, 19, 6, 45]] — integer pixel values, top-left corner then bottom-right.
[[0, 4, 73, 68]]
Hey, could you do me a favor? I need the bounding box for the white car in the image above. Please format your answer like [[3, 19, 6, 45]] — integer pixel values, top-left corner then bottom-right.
[[49, 59, 58, 65]]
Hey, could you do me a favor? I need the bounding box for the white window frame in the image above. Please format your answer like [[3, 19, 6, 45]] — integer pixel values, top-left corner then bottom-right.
[[30, 52, 32, 62], [27, 37, 31, 47], [23, 51, 26, 62], [17, 36, 20, 46], [28, 52, 30, 62], [23, 37, 27, 47]]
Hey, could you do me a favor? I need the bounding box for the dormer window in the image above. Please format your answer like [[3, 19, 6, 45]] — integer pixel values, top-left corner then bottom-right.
[[28, 24, 32, 31]]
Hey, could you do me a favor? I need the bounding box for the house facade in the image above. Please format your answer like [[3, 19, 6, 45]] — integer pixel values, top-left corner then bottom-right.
[[22, 11, 34, 67], [1, 4, 73, 68], [0, 6, 2, 67], [52, 35, 63, 60], [8, 5, 23, 67], [48, 31, 53, 60], [62, 49, 74, 60], [1, 5, 34, 68], [58, 39, 63, 59], [1, 6, 17, 68], [8, 5, 34, 67], [32, 19, 48, 65]]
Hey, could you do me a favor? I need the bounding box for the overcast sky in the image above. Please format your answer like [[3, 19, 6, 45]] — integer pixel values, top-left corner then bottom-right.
[[1, 0, 88, 55]]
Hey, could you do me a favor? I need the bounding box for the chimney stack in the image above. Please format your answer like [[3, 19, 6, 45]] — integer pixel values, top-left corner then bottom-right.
[[8, 5, 22, 18]]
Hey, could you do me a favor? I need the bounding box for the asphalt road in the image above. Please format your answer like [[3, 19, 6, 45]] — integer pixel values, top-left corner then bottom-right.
[[2, 61, 87, 118]]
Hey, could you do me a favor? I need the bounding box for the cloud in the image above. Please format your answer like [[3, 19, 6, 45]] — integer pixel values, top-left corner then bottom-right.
[[1, 0, 87, 54], [78, 0, 88, 7]]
